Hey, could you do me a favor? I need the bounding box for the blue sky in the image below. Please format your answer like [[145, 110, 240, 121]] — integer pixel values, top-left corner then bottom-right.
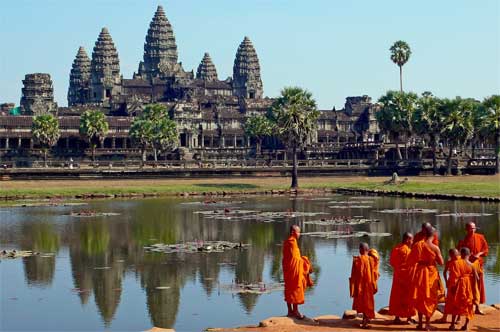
[[1, 0, 498, 109]]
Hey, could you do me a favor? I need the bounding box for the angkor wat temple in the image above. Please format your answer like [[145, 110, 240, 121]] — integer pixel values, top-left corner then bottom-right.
[[0, 6, 382, 166]]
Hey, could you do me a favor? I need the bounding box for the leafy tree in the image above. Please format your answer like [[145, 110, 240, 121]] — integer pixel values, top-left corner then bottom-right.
[[129, 104, 178, 165], [244, 115, 274, 155], [390, 40, 412, 92], [413, 92, 444, 174], [31, 114, 60, 167], [377, 91, 418, 160], [129, 119, 153, 165], [441, 98, 473, 175], [79, 110, 109, 163], [483, 95, 500, 173], [270, 87, 319, 189]]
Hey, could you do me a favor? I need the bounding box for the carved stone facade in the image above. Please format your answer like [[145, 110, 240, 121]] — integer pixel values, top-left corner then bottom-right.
[[20, 73, 57, 116], [1, 5, 381, 162], [68, 47, 91, 106]]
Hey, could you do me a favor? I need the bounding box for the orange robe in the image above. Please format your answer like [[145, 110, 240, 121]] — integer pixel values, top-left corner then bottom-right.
[[445, 258, 474, 319], [443, 258, 457, 314], [470, 260, 481, 305], [457, 233, 488, 303], [282, 235, 312, 304], [350, 254, 379, 319], [408, 241, 443, 318], [414, 230, 439, 246], [388, 243, 415, 317]]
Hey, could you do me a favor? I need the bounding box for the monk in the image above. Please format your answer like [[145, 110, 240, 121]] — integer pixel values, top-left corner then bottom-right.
[[457, 221, 488, 312], [388, 232, 416, 324], [446, 247, 477, 331], [414, 222, 439, 246], [408, 224, 444, 331], [282, 225, 313, 319], [349, 242, 379, 329], [441, 248, 460, 324]]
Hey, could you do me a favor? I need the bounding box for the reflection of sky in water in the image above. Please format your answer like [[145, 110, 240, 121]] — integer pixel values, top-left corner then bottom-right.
[[0, 196, 499, 332]]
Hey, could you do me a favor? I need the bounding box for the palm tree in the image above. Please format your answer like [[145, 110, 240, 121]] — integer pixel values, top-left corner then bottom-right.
[[31, 114, 60, 167], [468, 100, 487, 159], [377, 91, 418, 160], [129, 119, 153, 166], [413, 92, 444, 174], [244, 115, 274, 156], [483, 95, 500, 173], [270, 87, 319, 189], [441, 98, 473, 175], [79, 110, 109, 163], [129, 104, 178, 166], [390, 40, 412, 92]]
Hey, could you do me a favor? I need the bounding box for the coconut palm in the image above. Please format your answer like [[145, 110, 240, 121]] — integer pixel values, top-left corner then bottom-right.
[[390, 40, 412, 92], [441, 98, 473, 175], [79, 110, 109, 163], [270, 87, 319, 189], [244, 115, 274, 156], [31, 114, 60, 167], [413, 92, 445, 174], [377, 91, 418, 160], [483, 95, 500, 173]]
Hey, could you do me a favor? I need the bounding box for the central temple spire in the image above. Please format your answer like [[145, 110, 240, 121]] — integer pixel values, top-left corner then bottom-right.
[[233, 36, 263, 99], [142, 5, 178, 79]]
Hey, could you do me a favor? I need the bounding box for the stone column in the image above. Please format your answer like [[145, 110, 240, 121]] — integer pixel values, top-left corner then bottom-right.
[[221, 136, 225, 148], [123, 138, 127, 149], [18, 137, 21, 148], [233, 135, 237, 148], [6, 138, 9, 149], [201, 134, 204, 148], [112, 137, 116, 149], [30, 139, 34, 149], [210, 136, 214, 148]]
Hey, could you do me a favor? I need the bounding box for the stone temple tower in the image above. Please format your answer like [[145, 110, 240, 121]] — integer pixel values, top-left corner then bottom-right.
[[139, 5, 178, 79], [90, 27, 120, 104], [20, 73, 58, 115], [68, 46, 91, 106], [196, 53, 218, 81], [232, 37, 263, 99]]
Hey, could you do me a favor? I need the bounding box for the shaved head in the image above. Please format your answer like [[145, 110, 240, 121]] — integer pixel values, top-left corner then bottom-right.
[[460, 247, 471, 257], [359, 242, 369, 254], [289, 225, 301, 239], [403, 232, 413, 243]]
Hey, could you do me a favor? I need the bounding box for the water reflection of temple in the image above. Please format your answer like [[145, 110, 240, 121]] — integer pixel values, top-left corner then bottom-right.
[[10, 197, 498, 329]]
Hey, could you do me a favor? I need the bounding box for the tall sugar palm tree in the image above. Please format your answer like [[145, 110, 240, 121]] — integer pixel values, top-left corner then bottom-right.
[[271, 87, 319, 189], [79, 110, 109, 163], [390, 40, 412, 92], [483, 95, 500, 173], [31, 114, 60, 167]]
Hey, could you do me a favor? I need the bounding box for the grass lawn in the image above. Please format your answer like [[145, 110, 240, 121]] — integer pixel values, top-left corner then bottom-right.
[[0, 175, 498, 199]]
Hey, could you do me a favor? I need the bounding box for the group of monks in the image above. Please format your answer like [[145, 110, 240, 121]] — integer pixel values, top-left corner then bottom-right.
[[282, 221, 489, 331]]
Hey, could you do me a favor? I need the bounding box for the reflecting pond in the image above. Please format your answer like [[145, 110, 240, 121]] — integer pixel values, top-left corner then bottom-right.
[[0, 195, 499, 331]]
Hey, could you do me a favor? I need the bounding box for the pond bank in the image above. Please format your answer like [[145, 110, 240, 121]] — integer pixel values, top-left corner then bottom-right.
[[0, 175, 498, 203], [208, 304, 500, 332]]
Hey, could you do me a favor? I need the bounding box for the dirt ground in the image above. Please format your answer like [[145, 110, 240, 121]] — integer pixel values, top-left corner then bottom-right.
[[210, 306, 500, 332]]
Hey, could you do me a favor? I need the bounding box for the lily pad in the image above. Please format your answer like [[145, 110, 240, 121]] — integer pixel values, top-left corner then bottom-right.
[[436, 212, 493, 217], [302, 231, 391, 239], [377, 208, 438, 214]]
